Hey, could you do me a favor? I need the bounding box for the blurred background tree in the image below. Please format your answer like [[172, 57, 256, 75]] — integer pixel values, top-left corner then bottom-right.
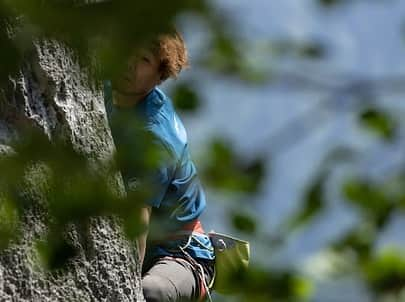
[[1, 0, 405, 301]]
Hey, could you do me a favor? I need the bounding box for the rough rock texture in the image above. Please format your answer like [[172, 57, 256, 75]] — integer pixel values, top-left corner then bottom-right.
[[0, 40, 144, 301]]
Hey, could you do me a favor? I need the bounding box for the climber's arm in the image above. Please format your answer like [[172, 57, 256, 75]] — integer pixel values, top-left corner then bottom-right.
[[137, 205, 152, 267]]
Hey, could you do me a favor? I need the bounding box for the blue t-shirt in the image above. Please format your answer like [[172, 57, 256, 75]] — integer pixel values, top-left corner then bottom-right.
[[104, 81, 214, 261]]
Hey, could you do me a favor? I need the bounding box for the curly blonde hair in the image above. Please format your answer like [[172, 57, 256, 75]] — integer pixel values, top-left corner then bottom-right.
[[149, 30, 189, 81]]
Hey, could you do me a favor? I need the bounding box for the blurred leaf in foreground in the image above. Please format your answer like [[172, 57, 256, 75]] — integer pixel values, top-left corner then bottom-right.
[[286, 171, 328, 231], [0, 195, 19, 250], [298, 40, 327, 59], [36, 229, 77, 271], [171, 82, 201, 113], [318, 0, 347, 8], [227, 264, 313, 301], [343, 179, 394, 228], [364, 248, 405, 294], [358, 107, 397, 141], [231, 211, 257, 235], [202, 137, 265, 193]]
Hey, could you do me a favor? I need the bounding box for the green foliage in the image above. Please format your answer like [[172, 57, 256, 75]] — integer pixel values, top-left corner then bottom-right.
[[0, 8, 23, 86], [359, 108, 397, 141], [171, 82, 201, 112], [0, 0, 209, 84], [36, 230, 77, 271], [365, 248, 405, 294], [201, 31, 267, 83], [297, 41, 327, 59], [332, 225, 374, 261], [0, 195, 19, 250], [204, 32, 240, 74], [286, 172, 327, 231], [223, 265, 313, 301], [331, 173, 405, 297], [343, 179, 394, 228], [231, 212, 257, 235], [269, 39, 328, 61], [202, 137, 265, 193], [317, 0, 347, 8]]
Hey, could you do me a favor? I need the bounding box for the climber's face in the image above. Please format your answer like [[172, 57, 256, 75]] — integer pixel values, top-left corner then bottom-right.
[[115, 50, 162, 98]]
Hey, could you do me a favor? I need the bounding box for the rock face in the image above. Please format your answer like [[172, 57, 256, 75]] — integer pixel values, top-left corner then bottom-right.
[[0, 40, 144, 301]]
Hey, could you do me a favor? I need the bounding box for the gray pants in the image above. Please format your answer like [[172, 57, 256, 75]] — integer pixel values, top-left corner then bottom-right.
[[142, 257, 214, 302]]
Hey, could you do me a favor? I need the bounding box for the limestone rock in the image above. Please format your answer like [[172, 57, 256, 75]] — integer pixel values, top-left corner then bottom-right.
[[0, 39, 144, 302]]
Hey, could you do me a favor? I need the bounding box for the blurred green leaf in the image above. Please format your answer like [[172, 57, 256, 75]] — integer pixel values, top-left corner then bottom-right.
[[293, 276, 314, 301], [206, 32, 240, 73], [323, 146, 357, 165], [317, 0, 347, 8], [0, 195, 19, 250], [286, 172, 327, 230], [343, 179, 393, 228], [231, 265, 313, 301], [1, 0, 209, 83], [269, 38, 327, 61], [365, 248, 405, 293], [231, 212, 256, 234], [202, 138, 265, 193], [359, 108, 397, 141], [332, 224, 375, 261], [171, 83, 200, 112], [121, 208, 145, 240], [0, 19, 22, 86], [201, 31, 267, 83], [240, 158, 266, 192], [36, 230, 77, 271], [298, 41, 327, 59]]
